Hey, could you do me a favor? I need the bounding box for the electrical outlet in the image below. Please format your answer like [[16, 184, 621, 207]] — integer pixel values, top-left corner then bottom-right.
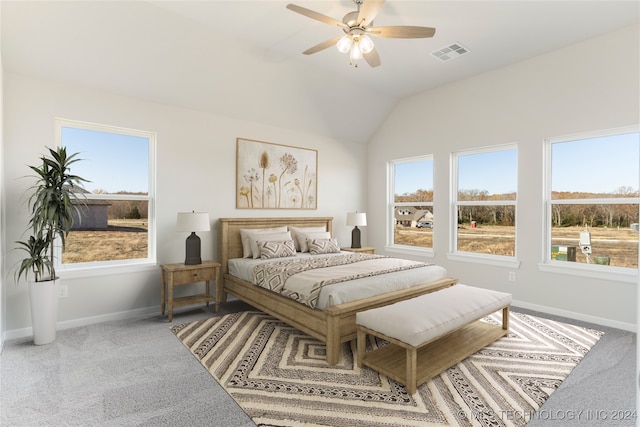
[[59, 285, 68, 298], [508, 272, 516, 282]]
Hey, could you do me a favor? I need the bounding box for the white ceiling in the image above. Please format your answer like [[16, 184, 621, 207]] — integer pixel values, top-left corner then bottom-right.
[[150, 0, 640, 98], [2, 1, 639, 143]]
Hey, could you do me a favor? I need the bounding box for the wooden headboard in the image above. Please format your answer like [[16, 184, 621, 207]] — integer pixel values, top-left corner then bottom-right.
[[218, 217, 333, 275]]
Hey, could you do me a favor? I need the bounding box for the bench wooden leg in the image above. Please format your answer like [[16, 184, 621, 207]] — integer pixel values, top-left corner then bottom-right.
[[502, 306, 510, 331], [406, 347, 417, 395], [356, 328, 366, 368]]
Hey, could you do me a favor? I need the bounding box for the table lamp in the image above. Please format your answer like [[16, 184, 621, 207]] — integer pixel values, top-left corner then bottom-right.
[[346, 212, 367, 248], [176, 211, 210, 265]]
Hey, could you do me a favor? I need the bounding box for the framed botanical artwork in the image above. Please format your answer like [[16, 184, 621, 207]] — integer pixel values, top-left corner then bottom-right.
[[236, 138, 318, 209]]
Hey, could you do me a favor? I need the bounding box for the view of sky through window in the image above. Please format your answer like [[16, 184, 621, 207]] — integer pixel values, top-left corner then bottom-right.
[[457, 149, 517, 196], [552, 132, 639, 193], [394, 159, 433, 195], [62, 127, 149, 194]]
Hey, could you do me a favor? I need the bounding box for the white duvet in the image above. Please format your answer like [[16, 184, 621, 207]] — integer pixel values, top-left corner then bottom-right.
[[228, 252, 448, 309]]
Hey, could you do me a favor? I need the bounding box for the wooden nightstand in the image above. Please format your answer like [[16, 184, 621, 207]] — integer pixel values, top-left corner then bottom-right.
[[160, 260, 221, 321], [341, 246, 375, 254]]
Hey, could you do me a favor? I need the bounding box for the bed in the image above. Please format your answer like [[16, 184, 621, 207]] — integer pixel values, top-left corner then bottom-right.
[[218, 217, 457, 365]]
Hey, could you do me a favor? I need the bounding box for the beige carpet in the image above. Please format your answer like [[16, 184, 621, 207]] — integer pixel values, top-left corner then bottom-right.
[[172, 310, 603, 427]]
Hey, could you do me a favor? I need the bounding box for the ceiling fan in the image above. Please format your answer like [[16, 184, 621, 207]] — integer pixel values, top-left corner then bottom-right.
[[286, 0, 436, 68]]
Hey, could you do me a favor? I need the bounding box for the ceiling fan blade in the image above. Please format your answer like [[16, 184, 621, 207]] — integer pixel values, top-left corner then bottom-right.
[[368, 26, 436, 38], [286, 4, 346, 28], [302, 36, 343, 55], [364, 46, 381, 68], [357, 0, 385, 27]]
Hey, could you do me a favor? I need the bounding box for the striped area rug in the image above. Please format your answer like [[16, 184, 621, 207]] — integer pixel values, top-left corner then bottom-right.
[[171, 310, 602, 427]]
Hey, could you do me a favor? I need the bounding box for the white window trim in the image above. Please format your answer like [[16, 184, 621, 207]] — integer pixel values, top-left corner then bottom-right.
[[447, 252, 521, 269], [541, 125, 639, 280], [538, 261, 638, 283], [450, 143, 519, 263], [54, 118, 157, 273], [387, 155, 434, 254], [384, 245, 436, 259]]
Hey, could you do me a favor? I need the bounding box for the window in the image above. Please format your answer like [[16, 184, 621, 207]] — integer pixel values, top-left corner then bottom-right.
[[56, 119, 156, 268], [388, 156, 434, 251], [545, 127, 639, 270], [452, 145, 517, 258]]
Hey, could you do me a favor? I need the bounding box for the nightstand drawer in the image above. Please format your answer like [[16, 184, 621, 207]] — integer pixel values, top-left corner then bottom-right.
[[172, 268, 216, 284]]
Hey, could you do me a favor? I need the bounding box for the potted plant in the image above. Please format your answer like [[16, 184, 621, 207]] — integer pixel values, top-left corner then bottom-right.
[[15, 146, 87, 345]]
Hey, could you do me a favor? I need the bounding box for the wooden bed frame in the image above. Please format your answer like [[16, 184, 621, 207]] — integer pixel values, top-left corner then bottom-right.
[[218, 217, 457, 365]]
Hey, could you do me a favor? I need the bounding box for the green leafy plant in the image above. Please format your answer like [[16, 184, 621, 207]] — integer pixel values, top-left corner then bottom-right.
[[15, 147, 88, 283]]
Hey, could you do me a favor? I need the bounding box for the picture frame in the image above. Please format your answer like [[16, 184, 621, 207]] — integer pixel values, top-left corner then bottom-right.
[[236, 138, 318, 209]]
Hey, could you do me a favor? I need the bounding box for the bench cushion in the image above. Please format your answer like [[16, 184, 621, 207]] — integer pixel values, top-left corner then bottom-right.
[[356, 284, 512, 347]]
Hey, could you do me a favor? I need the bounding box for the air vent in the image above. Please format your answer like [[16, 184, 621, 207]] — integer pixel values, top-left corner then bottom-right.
[[431, 42, 470, 62]]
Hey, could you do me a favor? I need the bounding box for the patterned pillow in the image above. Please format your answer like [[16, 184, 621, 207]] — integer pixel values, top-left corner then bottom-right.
[[308, 238, 341, 255], [299, 231, 331, 252], [258, 240, 296, 259], [250, 231, 292, 259]]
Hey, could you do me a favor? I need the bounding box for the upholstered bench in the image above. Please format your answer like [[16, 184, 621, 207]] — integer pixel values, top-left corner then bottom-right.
[[356, 284, 512, 394]]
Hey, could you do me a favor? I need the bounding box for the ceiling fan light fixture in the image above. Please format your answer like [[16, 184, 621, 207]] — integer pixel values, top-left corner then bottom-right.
[[286, 0, 436, 68], [350, 43, 363, 61], [337, 35, 353, 53], [358, 35, 374, 54]]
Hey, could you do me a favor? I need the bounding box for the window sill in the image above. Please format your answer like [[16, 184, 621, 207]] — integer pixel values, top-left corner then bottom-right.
[[58, 260, 158, 279], [538, 261, 638, 284], [446, 252, 521, 269], [384, 245, 435, 259]]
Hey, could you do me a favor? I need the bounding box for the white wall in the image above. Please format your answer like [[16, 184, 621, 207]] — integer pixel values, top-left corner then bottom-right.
[[368, 25, 640, 330], [3, 72, 367, 337], [0, 3, 5, 348]]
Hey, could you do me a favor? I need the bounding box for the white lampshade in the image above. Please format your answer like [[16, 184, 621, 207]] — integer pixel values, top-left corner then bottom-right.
[[346, 212, 367, 227], [176, 212, 211, 232]]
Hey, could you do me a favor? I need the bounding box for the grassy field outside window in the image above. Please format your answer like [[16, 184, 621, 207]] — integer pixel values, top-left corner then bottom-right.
[[57, 119, 155, 267]]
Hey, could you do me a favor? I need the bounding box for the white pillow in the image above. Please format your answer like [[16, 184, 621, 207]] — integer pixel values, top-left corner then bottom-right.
[[289, 226, 326, 251], [299, 231, 331, 253], [251, 231, 292, 259], [240, 226, 288, 258]]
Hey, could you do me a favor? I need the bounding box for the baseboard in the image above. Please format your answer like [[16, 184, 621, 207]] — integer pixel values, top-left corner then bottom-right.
[[3, 306, 160, 341], [4, 299, 636, 341], [512, 299, 636, 332]]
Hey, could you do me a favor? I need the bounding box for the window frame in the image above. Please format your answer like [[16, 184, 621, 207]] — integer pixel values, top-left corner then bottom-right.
[[54, 118, 157, 275], [540, 125, 639, 283], [386, 155, 435, 257], [448, 144, 520, 268]]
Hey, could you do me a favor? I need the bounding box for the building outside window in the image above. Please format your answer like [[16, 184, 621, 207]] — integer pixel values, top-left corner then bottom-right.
[[388, 156, 434, 251], [452, 145, 517, 258], [545, 127, 639, 269], [57, 118, 156, 268]]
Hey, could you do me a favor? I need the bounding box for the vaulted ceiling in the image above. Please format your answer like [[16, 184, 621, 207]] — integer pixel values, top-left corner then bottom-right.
[[2, 1, 638, 144]]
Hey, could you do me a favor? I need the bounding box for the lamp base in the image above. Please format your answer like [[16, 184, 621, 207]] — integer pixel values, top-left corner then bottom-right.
[[184, 232, 202, 265], [351, 226, 361, 249]]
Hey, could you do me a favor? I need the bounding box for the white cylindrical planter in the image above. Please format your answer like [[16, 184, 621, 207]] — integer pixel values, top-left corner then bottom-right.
[[29, 278, 60, 345]]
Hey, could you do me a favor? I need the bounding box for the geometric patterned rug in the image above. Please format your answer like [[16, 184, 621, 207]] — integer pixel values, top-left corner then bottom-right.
[[171, 311, 603, 427]]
